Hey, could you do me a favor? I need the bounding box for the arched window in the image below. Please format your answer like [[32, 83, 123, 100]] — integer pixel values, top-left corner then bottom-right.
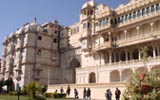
[[83, 23, 87, 29], [89, 72, 96, 83]]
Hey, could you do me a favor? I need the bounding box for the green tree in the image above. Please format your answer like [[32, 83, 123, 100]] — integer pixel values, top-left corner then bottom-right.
[[122, 70, 160, 100], [28, 82, 39, 98]]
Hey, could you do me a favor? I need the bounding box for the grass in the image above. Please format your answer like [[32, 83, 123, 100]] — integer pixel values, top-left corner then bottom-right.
[[0, 95, 75, 100]]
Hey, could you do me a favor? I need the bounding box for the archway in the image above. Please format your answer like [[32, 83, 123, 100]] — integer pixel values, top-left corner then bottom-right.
[[151, 65, 160, 71], [66, 58, 80, 83], [136, 67, 148, 74], [122, 69, 133, 82], [89, 72, 96, 83], [110, 70, 120, 82]]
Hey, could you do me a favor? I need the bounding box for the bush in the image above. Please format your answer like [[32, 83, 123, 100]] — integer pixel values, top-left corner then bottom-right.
[[27, 96, 46, 100], [53, 93, 66, 98], [9, 91, 24, 96], [44, 93, 53, 98], [44, 93, 66, 98]]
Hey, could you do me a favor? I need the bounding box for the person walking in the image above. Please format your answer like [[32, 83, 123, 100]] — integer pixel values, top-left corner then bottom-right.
[[105, 89, 112, 100], [115, 88, 121, 100], [83, 87, 87, 99], [87, 88, 91, 99], [60, 87, 64, 94], [74, 88, 78, 99]]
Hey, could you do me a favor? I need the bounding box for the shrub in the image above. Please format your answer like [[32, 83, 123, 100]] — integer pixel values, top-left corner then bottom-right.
[[44, 93, 53, 98], [9, 91, 24, 96]]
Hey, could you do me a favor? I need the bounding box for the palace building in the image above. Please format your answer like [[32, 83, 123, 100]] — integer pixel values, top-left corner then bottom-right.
[[0, 0, 160, 92]]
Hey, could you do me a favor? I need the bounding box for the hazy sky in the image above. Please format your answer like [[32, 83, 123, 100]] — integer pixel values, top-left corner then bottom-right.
[[0, 0, 130, 57]]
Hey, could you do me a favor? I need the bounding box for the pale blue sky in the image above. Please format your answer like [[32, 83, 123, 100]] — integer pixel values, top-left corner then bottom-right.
[[0, 0, 130, 57]]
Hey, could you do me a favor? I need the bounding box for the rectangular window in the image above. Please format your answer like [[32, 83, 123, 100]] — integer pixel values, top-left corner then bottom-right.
[[37, 49, 42, 56], [146, 7, 150, 14], [124, 14, 128, 21], [121, 16, 124, 23], [151, 5, 155, 12], [156, 3, 160, 11], [137, 10, 141, 17], [129, 13, 132, 19], [53, 38, 57, 43], [142, 8, 145, 16], [38, 36, 42, 40], [133, 12, 136, 18]]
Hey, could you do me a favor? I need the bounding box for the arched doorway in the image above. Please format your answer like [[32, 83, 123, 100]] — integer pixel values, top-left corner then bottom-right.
[[110, 70, 120, 82], [89, 72, 96, 83], [122, 69, 133, 82], [66, 58, 80, 83]]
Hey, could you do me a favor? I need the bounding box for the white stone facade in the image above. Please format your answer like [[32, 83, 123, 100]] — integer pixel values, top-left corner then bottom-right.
[[0, 0, 160, 90]]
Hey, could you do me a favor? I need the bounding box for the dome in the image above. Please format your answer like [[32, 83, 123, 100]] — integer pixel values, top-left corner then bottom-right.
[[24, 21, 42, 33], [82, 0, 97, 9]]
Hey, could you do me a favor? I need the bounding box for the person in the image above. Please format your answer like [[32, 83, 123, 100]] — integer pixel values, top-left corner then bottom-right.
[[74, 88, 79, 99], [54, 89, 58, 93], [83, 87, 87, 99], [66, 85, 71, 96], [105, 89, 112, 100], [87, 88, 91, 99], [115, 88, 121, 100], [60, 87, 64, 94]]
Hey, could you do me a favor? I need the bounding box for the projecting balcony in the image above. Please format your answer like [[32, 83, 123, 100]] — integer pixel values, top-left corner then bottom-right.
[[117, 10, 160, 28], [116, 31, 160, 47], [95, 24, 110, 32], [76, 56, 160, 72], [92, 41, 112, 52], [80, 29, 91, 39]]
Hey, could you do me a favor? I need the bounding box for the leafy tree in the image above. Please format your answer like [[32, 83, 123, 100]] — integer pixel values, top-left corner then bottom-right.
[[40, 85, 48, 95], [122, 70, 160, 100], [28, 82, 39, 98]]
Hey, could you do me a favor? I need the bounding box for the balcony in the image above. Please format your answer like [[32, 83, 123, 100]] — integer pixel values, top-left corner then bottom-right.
[[92, 41, 112, 52], [117, 10, 160, 28], [76, 56, 160, 72], [80, 29, 91, 39], [116, 31, 160, 47], [95, 24, 110, 32]]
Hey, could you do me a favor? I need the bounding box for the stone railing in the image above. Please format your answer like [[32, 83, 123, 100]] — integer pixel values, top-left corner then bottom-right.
[[116, 31, 160, 47], [92, 41, 111, 52], [95, 24, 110, 32], [117, 10, 160, 28], [77, 56, 160, 71]]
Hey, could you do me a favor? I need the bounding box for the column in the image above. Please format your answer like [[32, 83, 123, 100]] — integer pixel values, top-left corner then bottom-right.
[[150, 22, 154, 34], [125, 49, 128, 61], [108, 32, 111, 44], [98, 35, 101, 45], [153, 45, 156, 58], [99, 53, 101, 66], [118, 53, 121, 62], [136, 26, 140, 36], [114, 53, 116, 62], [124, 30, 127, 39], [109, 51, 112, 64], [138, 48, 141, 61], [119, 70, 122, 82], [129, 50, 133, 60]]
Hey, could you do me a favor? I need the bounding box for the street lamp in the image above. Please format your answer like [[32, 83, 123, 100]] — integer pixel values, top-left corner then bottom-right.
[[15, 69, 21, 100]]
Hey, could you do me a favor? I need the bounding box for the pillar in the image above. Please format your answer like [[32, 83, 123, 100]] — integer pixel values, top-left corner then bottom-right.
[[138, 48, 141, 61], [153, 45, 156, 58], [136, 26, 140, 36], [109, 51, 112, 64], [119, 70, 122, 82], [125, 49, 128, 61], [150, 22, 154, 34], [124, 30, 127, 39]]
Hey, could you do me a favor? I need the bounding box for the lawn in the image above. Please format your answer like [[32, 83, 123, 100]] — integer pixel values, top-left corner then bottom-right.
[[0, 95, 75, 100]]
